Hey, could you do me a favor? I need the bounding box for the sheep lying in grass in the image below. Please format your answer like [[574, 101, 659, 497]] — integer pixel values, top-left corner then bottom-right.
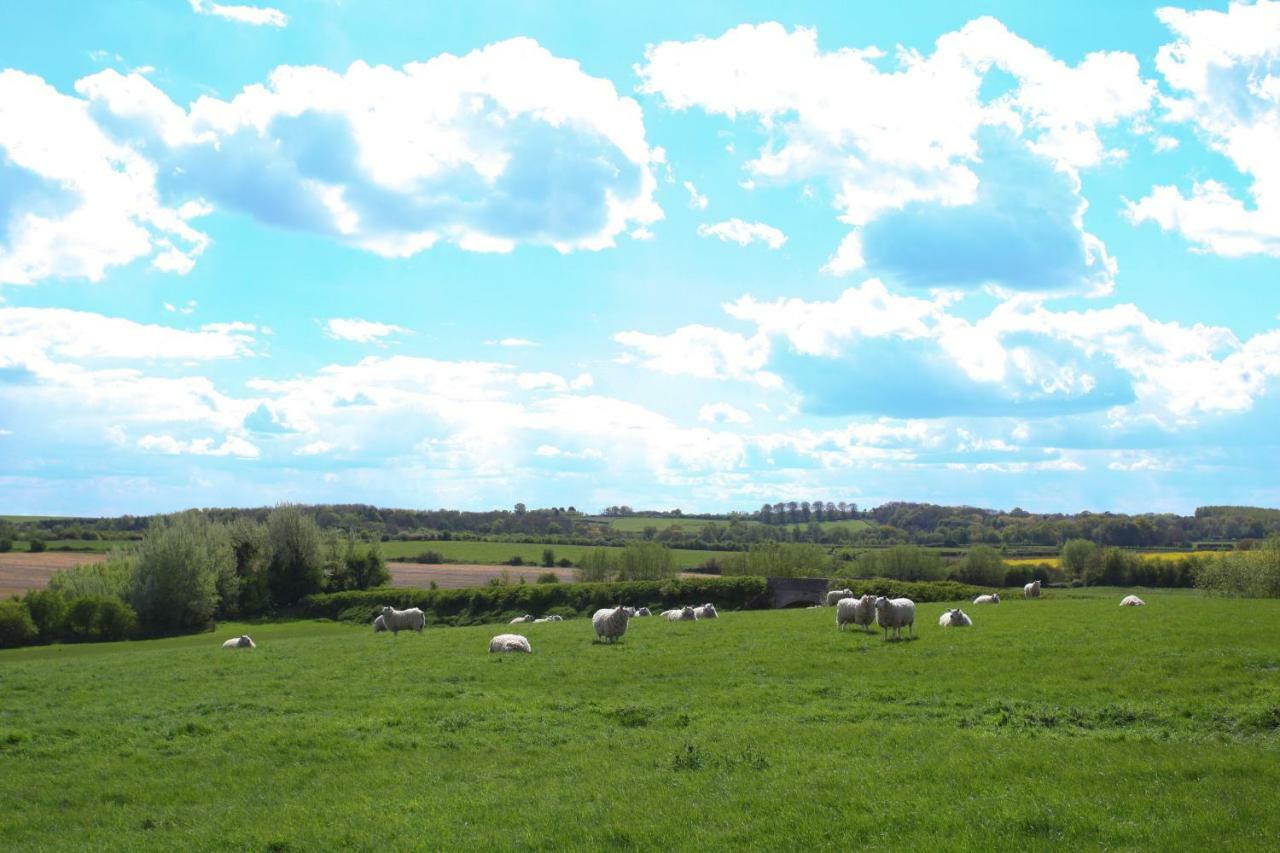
[[533, 615, 565, 623], [488, 633, 532, 653], [938, 608, 973, 627], [874, 597, 916, 641], [379, 605, 426, 635], [221, 635, 254, 649], [634, 607, 652, 617], [1120, 595, 1146, 607], [662, 606, 698, 621], [836, 595, 876, 631], [592, 606, 630, 643], [826, 588, 854, 607], [1024, 580, 1042, 599], [510, 614, 535, 625], [972, 593, 1000, 605], [693, 603, 718, 620], [372, 615, 387, 633]]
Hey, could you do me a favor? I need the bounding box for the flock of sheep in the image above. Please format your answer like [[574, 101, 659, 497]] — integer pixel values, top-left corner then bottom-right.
[[218, 583, 1148, 652]]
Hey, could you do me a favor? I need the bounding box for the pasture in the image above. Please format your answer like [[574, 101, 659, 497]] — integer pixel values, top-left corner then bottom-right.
[[590, 515, 871, 535], [1, 590, 1277, 849], [378, 539, 723, 568]]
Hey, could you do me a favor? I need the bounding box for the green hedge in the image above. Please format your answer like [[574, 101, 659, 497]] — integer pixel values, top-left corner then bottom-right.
[[301, 576, 770, 626], [827, 578, 987, 603]]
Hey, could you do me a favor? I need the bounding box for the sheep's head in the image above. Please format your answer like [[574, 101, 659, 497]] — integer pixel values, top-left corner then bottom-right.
[[380, 605, 394, 617], [874, 596, 888, 610], [992, 594, 1000, 602]]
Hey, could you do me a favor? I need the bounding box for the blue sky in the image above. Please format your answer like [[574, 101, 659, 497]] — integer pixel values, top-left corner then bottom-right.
[[2, 0, 1280, 516]]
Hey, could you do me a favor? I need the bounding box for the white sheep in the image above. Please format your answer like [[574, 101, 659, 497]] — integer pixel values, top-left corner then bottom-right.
[[874, 596, 916, 641], [372, 615, 387, 633], [1024, 580, 1042, 599], [693, 603, 718, 620], [533, 615, 565, 623], [510, 614, 535, 624], [622, 606, 637, 617], [826, 588, 854, 607], [592, 605, 630, 643], [938, 608, 973, 628], [634, 607, 652, 617], [1120, 595, 1146, 607], [221, 634, 254, 649], [379, 605, 426, 634], [835, 594, 876, 631], [972, 593, 1000, 605], [662, 606, 698, 621], [488, 633, 532, 653]]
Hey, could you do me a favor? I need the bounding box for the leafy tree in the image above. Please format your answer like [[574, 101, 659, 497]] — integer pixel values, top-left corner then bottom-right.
[[29, 538, 46, 553], [616, 541, 677, 580], [130, 512, 235, 633], [47, 554, 134, 600], [954, 545, 1006, 586], [228, 518, 271, 616], [0, 600, 37, 648], [266, 505, 324, 606], [1061, 539, 1098, 579], [23, 589, 68, 641], [541, 548, 555, 568], [575, 548, 616, 582]]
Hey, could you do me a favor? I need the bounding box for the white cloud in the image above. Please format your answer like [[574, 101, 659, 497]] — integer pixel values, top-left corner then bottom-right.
[[189, 0, 288, 28], [638, 20, 1152, 287], [0, 306, 256, 361], [72, 38, 662, 265], [138, 432, 260, 458], [697, 218, 787, 249], [698, 402, 751, 424], [613, 323, 780, 387], [294, 440, 335, 456], [324, 317, 410, 345], [0, 70, 209, 285], [164, 299, 198, 315], [484, 337, 538, 347], [683, 180, 708, 209], [1128, 1, 1280, 257]]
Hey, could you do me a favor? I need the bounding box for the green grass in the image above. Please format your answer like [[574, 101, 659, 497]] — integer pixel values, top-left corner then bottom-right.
[[0, 515, 74, 523], [2, 590, 1277, 849], [5, 539, 131, 553], [591, 516, 871, 535], [379, 539, 723, 568]]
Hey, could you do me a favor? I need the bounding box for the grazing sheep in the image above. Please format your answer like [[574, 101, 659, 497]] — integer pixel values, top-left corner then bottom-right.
[[972, 593, 1001, 605], [662, 606, 698, 621], [634, 607, 651, 617], [1120, 595, 1146, 607], [836, 594, 876, 632], [379, 605, 426, 635], [592, 605, 631, 643], [693, 603, 718, 620], [510, 614, 536, 625], [221, 635, 254, 649], [826, 588, 854, 607], [372, 615, 387, 633], [488, 633, 532, 653], [1024, 580, 1042, 599], [622, 607, 637, 617], [874, 597, 916, 641], [938, 608, 973, 628]]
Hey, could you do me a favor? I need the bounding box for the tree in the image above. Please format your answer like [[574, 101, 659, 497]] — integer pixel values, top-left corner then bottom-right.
[[616, 542, 677, 580], [1061, 539, 1097, 579], [266, 505, 324, 606], [0, 600, 37, 648], [29, 538, 46, 553], [130, 512, 235, 634], [542, 548, 555, 568], [954, 545, 1006, 586], [228, 518, 271, 616]]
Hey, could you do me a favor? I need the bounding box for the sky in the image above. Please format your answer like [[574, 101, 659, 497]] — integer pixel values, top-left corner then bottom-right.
[[2, 0, 1280, 517]]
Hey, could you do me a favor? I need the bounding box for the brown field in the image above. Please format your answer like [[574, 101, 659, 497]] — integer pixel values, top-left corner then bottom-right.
[[0, 553, 582, 598]]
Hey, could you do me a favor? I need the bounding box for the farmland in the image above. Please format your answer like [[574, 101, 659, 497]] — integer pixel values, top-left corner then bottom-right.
[[1003, 551, 1207, 568], [378, 539, 722, 568], [1, 590, 1277, 849], [591, 515, 871, 535]]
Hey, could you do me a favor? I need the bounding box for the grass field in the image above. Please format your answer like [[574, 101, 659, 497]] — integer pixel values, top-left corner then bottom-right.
[[4, 539, 132, 553], [592, 516, 870, 535], [379, 539, 723, 568], [2, 589, 1276, 849]]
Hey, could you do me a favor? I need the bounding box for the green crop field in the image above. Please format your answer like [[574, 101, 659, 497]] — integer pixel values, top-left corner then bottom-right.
[[2, 589, 1276, 849], [6, 539, 131, 553], [379, 539, 723, 568]]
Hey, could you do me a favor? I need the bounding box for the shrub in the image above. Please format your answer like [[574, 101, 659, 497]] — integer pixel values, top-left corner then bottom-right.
[[228, 518, 271, 616], [1197, 539, 1280, 598], [1061, 539, 1097, 579], [853, 546, 944, 581], [952, 545, 1006, 586], [721, 542, 831, 578], [0, 600, 38, 648], [29, 539, 46, 553], [536, 571, 560, 584], [575, 548, 615, 582], [266, 505, 324, 606], [556, 557, 572, 568], [407, 550, 447, 564], [47, 555, 134, 600], [542, 548, 555, 568], [23, 589, 68, 641], [65, 596, 138, 642], [616, 542, 677, 581], [506, 555, 525, 566], [130, 512, 235, 634], [0, 538, 12, 553]]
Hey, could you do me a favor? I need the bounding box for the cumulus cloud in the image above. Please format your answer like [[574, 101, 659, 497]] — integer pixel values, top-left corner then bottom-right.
[[484, 337, 538, 347], [189, 1, 288, 28], [70, 38, 661, 266], [138, 432, 259, 458], [637, 19, 1152, 291], [0, 306, 256, 362], [697, 218, 787, 249], [1128, 1, 1280, 257], [324, 317, 409, 345], [698, 402, 751, 424], [684, 180, 708, 209]]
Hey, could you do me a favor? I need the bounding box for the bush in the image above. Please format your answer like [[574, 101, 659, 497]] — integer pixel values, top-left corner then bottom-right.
[[130, 511, 235, 634], [23, 589, 68, 641], [853, 546, 944, 581], [721, 543, 831, 578], [616, 542, 678, 581], [542, 548, 555, 568], [267, 505, 324, 606], [952, 545, 1006, 586], [0, 600, 38, 648], [66, 596, 138, 642], [406, 550, 447, 564], [575, 548, 615, 582], [506, 555, 525, 566], [1061, 539, 1097, 579], [536, 572, 560, 584], [1197, 539, 1280, 598], [47, 555, 134, 600], [0, 538, 11, 552], [228, 518, 271, 616], [29, 539, 46, 553], [556, 558, 572, 568]]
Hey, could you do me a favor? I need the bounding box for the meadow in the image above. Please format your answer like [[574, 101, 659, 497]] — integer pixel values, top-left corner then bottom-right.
[[379, 539, 723, 568], [1, 589, 1276, 850], [590, 515, 871, 535]]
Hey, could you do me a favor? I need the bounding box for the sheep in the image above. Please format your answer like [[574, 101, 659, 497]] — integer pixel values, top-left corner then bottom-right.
[[372, 615, 387, 633], [826, 588, 854, 607], [592, 605, 630, 643], [1120, 595, 1146, 607], [661, 606, 698, 621], [533, 615, 565, 623], [835, 594, 876, 632], [622, 607, 637, 617], [379, 605, 426, 635], [221, 635, 254, 649], [938, 608, 973, 628], [488, 633, 532, 653], [972, 593, 1001, 605], [693, 603, 718, 620], [634, 607, 652, 617], [510, 614, 536, 625], [874, 596, 916, 641], [1024, 580, 1042, 599]]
